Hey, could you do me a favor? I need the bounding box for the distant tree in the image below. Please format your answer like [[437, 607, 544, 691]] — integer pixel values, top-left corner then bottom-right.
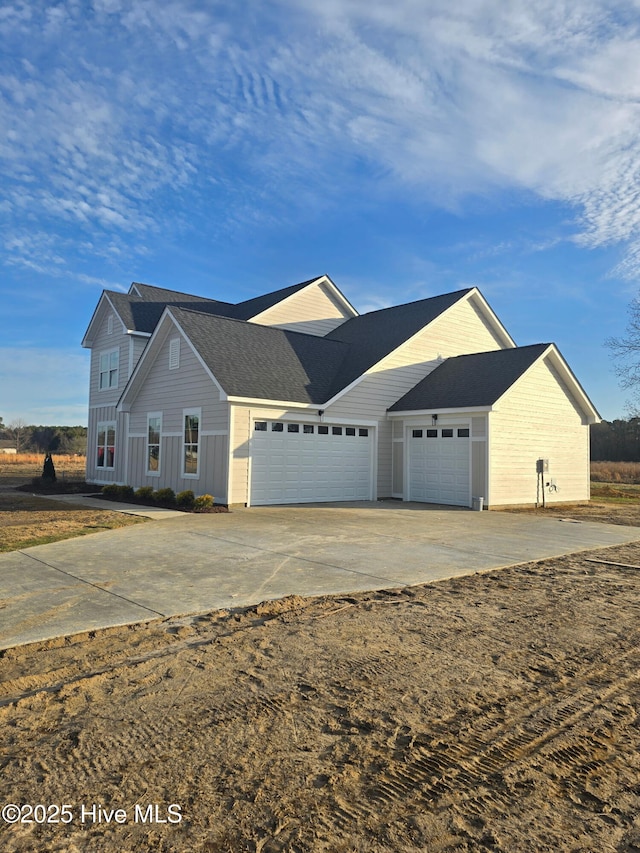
[[606, 297, 640, 414], [8, 418, 27, 453]]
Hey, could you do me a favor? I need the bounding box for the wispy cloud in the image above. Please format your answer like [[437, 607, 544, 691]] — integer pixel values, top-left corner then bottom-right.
[[3, 0, 640, 280]]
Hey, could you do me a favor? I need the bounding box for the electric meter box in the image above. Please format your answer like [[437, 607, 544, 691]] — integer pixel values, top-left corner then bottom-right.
[[536, 458, 549, 474]]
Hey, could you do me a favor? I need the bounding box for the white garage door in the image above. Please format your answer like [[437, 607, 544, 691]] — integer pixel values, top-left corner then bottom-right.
[[250, 420, 373, 505], [408, 425, 471, 507]]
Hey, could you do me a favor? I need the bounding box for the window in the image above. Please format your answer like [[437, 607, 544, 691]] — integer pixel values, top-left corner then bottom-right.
[[426, 429, 438, 438], [254, 421, 267, 431], [358, 428, 369, 437], [96, 422, 116, 469], [272, 422, 284, 432], [442, 429, 454, 438], [318, 425, 329, 435], [287, 423, 299, 433], [183, 410, 200, 476], [457, 428, 470, 437], [99, 349, 119, 390], [412, 429, 423, 438], [345, 427, 356, 436], [303, 425, 314, 434], [332, 426, 343, 435], [169, 337, 180, 370], [147, 414, 161, 474]]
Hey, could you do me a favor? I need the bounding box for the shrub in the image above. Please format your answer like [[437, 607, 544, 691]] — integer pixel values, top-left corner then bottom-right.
[[102, 484, 135, 501], [193, 493, 214, 511], [102, 484, 121, 499], [135, 486, 154, 501], [176, 489, 195, 509], [153, 487, 176, 506]]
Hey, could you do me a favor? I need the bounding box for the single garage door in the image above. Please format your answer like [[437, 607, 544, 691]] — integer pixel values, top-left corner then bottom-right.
[[250, 420, 373, 505], [408, 425, 471, 507]]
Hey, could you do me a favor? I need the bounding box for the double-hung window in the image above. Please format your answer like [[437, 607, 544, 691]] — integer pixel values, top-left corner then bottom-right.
[[183, 409, 200, 476], [96, 423, 116, 469], [147, 413, 162, 475], [99, 348, 119, 390]]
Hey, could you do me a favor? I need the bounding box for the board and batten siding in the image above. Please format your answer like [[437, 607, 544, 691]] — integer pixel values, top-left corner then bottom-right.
[[252, 282, 351, 336], [488, 357, 590, 506], [86, 405, 127, 484], [126, 327, 229, 500], [326, 296, 508, 496]]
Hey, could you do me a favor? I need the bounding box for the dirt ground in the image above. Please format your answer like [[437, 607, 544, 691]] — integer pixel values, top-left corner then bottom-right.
[[2, 523, 640, 852]]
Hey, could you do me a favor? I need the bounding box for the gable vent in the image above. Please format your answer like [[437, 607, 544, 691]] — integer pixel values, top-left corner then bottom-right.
[[169, 337, 180, 370], [107, 315, 113, 335]]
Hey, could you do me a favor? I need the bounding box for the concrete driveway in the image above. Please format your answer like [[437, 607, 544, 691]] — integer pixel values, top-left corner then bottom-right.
[[2, 500, 640, 650]]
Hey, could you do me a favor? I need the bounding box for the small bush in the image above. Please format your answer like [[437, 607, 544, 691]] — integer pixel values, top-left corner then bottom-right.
[[135, 486, 154, 501], [102, 484, 121, 499], [153, 487, 176, 506], [102, 484, 135, 501], [193, 494, 214, 511], [176, 489, 195, 509]]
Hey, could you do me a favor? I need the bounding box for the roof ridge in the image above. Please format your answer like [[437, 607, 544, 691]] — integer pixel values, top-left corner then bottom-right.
[[353, 287, 474, 320], [168, 304, 351, 346]]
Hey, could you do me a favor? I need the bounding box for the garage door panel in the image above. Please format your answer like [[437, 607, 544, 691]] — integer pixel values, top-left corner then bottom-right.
[[409, 426, 470, 507], [251, 420, 373, 505]]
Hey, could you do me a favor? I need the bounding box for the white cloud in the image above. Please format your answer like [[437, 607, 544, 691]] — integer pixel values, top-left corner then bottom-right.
[[4, 0, 640, 278]]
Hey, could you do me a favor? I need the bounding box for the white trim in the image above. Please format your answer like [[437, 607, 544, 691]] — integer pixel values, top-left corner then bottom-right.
[[128, 433, 146, 439], [123, 412, 129, 482], [128, 336, 134, 377], [182, 406, 202, 478], [228, 405, 235, 506], [226, 396, 314, 409], [82, 292, 127, 347], [388, 406, 493, 418], [486, 411, 492, 506], [146, 411, 162, 477], [129, 283, 143, 296], [126, 330, 152, 338], [161, 432, 182, 437]]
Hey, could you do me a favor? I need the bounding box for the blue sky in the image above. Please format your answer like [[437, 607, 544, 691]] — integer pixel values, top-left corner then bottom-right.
[[2, 0, 640, 425]]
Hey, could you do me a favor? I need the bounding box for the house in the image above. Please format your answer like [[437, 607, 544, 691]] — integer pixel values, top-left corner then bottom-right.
[[0, 440, 17, 455], [81, 275, 599, 508]]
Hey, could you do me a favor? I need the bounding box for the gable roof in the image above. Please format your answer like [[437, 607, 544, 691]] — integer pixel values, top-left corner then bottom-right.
[[83, 277, 348, 345], [388, 343, 565, 411], [324, 289, 474, 396], [166, 307, 350, 403]]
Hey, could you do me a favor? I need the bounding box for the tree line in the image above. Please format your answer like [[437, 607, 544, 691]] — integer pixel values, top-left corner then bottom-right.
[[0, 417, 87, 455], [590, 418, 640, 462]]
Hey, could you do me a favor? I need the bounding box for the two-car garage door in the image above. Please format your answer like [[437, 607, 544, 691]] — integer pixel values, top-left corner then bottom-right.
[[408, 425, 471, 507], [250, 420, 373, 505]]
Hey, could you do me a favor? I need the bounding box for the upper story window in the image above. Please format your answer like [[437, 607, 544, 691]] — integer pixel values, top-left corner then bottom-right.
[[99, 348, 119, 390]]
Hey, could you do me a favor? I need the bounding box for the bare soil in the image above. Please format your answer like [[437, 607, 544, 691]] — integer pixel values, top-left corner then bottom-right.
[[2, 532, 640, 851]]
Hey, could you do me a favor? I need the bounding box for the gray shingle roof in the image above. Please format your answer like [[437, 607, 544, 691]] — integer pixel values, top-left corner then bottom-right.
[[170, 307, 350, 403], [388, 344, 551, 411], [324, 289, 473, 395]]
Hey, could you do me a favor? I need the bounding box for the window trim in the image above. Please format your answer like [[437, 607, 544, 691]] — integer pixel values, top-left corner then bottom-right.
[[182, 407, 201, 478], [96, 421, 116, 470], [98, 347, 119, 391], [146, 412, 162, 476]]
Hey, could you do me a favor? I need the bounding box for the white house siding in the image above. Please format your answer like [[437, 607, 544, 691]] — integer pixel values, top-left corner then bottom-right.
[[326, 297, 507, 497], [126, 328, 229, 500], [488, 357, 590, 506], [251, 282, 351, 336], [88, 311, 129, 407]]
